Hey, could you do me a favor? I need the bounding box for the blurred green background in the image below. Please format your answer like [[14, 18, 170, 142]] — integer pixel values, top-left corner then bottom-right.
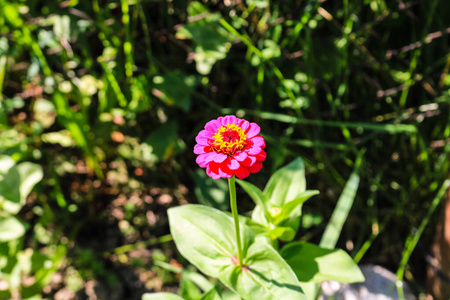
[[1, 0, 450, 298]]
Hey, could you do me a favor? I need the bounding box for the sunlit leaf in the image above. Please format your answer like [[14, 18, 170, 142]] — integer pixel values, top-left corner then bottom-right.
[[265, 226, 296, 242], [264, 157, 306, 207], [142, 293, 185, 300], [281, 242, 365, 283], [224, 241, 306, 300], [169, 205, 306, 299], [0, 216, 26, 242], [168, 204, 254, 276], [176, 3, 233, 75], [271, 190, 319, 225]]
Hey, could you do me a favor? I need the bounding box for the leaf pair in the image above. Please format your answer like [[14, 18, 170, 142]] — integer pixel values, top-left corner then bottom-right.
[[167, 205, 306, 300], [237, 157, 318, 242]]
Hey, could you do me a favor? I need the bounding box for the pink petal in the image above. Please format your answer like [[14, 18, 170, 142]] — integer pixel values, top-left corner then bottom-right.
[[221, 115, 237, 125], [235, 166, 250, 179], [238, 120, 250, 132], [247, 145, 263, 155], [234, 151, 248, 162], [205, 120, 221, 133], [213, 153, 228, 163], [196, 152, 217, 168], [194, 144, 209, 154], [196, 130, 211, 139], [249, 136, 265, 147], [246, 123, 261, 138], [227, 158, 240, 170], [195, 135, 211, 146]]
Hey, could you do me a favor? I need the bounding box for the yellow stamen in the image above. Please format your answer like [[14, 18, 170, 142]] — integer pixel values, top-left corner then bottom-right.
[[211, 124, 247, 155]]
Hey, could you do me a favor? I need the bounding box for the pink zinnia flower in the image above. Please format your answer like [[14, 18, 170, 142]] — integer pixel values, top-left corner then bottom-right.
[[194, 115, 266, 179]]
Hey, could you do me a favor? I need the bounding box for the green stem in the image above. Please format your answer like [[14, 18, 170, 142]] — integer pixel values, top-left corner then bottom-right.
[[229, 176, 243, 267]]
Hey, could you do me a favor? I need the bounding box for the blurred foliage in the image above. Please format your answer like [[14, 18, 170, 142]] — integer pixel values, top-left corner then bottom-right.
[[0, 0, 449, 298]]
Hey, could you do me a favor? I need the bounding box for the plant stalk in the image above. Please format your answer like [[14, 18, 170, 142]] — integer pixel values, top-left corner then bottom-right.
[[229, 176, 244, 267]]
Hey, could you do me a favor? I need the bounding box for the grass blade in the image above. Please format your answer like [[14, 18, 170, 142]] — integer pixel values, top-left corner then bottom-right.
[[320, 172, 360, 249]]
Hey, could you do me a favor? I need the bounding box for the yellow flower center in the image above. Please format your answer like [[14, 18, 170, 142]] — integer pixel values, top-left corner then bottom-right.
[[211, 124, 247, 155]]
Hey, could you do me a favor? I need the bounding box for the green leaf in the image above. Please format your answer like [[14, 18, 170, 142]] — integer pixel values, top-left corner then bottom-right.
[[17, 162, 43, 204], [168, 205, 254, 277], [272, 190, 319, 225], [169, 205, 306, 299], [0, 159, 43, 215], [298, 282, 318, 300], [265, 227, 296, 242], [181, 274, 203, 300], [142, 293, 186, 300], [263, 157, 306, 207], [320, 172, 360, 249], [201, 286, 223, 300], [281, 242, 365, 283], [194, 169, 229, 211], [0, 156, 21, 214], [175, 3, 233, 75], [0, 216, 26, 242], [222, 241, 306, 300], [187, 1, 208, 15], [235, 179, 268, 212], [154, 260, 215, 292]]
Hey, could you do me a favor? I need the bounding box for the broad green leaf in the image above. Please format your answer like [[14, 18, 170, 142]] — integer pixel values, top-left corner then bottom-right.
[[320, 172, 360, 249], [0, 216, 26, 242], [272, 190, 319, 225], [175, 3, 233, 75], [41, 131, 75, 147], [169, 205, 306, 299], [33, 98, 56, 128], [201, 286, 223, 300], [222, 290, 241, 300], [0, 159, 43, 215], [0, 155, 15, 172], [265, 227, 296, 242], [263, 157, 306, 207], [235, 179, 268, 212], [242, 216, 269, 237], [194, 169, 229, 211], [17, 162, 43, 205], [221, 241, 306, 300], [142, 293, 185, 300], [0, 156, 21, 214], [180, 274, 203, 300], [251, 203, 269, 227], [298, 282, 318, 300], [168, 205, 254, 277], [281, 242, 365, 283], [154, 260, 215, 292], [187, 1, 208, 15]]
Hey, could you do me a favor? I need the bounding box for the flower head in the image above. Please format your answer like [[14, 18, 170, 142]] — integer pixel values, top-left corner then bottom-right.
[[194, 115, 266, 179]]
